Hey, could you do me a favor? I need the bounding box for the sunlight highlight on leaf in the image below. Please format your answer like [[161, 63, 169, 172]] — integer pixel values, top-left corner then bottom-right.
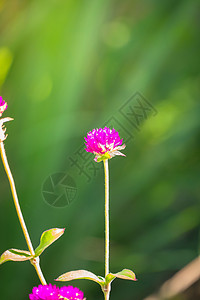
[[0, 248, 32, 264]]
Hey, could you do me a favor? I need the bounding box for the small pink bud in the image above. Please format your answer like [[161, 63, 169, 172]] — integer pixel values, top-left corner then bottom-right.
[[0, 96, 8, 117]]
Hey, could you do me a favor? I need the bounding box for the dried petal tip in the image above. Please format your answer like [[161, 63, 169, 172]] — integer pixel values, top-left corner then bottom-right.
[[0, 96, 8, 117], [84, 126, 126, 162], [0, 117, 13, 142]]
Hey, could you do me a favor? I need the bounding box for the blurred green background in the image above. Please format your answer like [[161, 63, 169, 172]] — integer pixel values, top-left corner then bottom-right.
[[0, 0, 199, 299]]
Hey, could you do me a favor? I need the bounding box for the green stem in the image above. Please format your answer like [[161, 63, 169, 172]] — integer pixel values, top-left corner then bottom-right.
[[0, 141, 47, 285], [103, 159, 111, 300]]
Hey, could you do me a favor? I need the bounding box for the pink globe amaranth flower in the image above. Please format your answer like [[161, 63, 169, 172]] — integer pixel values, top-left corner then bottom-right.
[[29, 284, 85, 300], [84, 126, 126, 162], [0, 96, 8, 117], [59, 285, 85, 300], [29, 284, 60, 300]]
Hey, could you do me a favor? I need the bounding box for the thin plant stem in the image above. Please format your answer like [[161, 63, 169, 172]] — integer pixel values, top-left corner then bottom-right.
[[103, 159, 111, 300], [31, 257, 47, 285], [0, 141, 47, 285]]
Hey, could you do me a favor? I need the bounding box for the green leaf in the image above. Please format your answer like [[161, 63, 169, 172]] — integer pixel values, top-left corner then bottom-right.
[[56, 270, 105, 286], [34, 228, 65, 257], [105, 269, 137, 284], [0, 248, 32, 264]]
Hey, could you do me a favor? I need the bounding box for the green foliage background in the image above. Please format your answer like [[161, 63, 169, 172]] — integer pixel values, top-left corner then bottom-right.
[[0, 0, 199, 299]]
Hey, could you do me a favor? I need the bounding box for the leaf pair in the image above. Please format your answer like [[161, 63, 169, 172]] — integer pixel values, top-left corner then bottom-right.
[[56, 268, 136, 289], [0, 228, 65, 265]]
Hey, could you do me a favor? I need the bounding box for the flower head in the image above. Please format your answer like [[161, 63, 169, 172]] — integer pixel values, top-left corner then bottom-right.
[[59, 285, 84, 300], [0, 96, 8, 117], [84, 126, 126, 162], [29, 284, 85, 300], [0, 97, 13, 142], [29, 284, 60, 300]]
